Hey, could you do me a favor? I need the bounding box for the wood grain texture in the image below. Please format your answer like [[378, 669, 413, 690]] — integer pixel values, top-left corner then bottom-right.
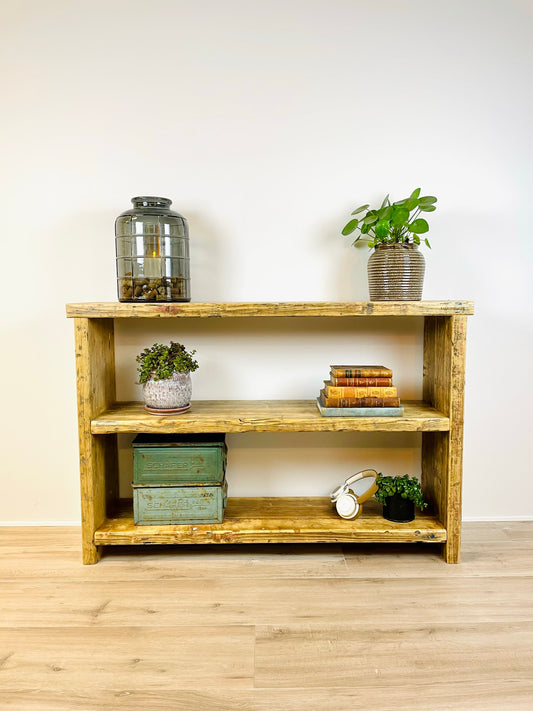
[[68, 301, 472, 564], [0, 530, 348, 581], [0, 626, 254, 690], [66, 300, 475, 319], [2, 576, 531, 628], [4, 523, 532, 581], [254, 622, 533, 688], [74, 318, 117, 564], [1, 523, 532, 711], [344, 529, 533, 578], [93, 498, 446, 546], [422, 315, 468, 563], [91, 400, 449, 434], [1, 685, 533, 711]]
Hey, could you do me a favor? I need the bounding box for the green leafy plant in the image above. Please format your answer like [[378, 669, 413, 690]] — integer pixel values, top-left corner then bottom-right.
[[374, 474, 428, 510], [341, 188, 437, 249], [136, 341, 199, 384]]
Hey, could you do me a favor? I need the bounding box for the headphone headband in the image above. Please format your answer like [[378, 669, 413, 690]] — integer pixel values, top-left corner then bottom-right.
[[330, 469, 378, 504]]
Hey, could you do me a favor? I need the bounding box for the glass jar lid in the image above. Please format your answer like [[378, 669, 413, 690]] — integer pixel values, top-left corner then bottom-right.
[[132, 196, 172, 209]]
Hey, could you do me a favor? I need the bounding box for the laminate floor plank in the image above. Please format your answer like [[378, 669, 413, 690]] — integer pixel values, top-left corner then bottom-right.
[[1, 684, 533, 711], [254, 622, 533, 689], [0, 627, 254, 691], [0, 529, 348, 581], [1, 576, 532, 627]]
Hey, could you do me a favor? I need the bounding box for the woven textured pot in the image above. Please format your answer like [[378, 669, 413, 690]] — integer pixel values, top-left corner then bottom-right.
[[367, 244, 425, 301]]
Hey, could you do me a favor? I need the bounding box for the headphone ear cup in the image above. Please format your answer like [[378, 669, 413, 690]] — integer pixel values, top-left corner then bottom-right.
[[335, 492, 360, 520]]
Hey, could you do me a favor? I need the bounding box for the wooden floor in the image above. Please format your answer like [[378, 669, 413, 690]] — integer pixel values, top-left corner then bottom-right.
[[1, 523, 532, 710]]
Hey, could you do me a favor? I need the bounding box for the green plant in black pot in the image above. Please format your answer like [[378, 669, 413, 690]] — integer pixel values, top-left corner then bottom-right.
[[136, 341, 199, 412], [341, 188, 437, 249], [374, 474, 428, 523]]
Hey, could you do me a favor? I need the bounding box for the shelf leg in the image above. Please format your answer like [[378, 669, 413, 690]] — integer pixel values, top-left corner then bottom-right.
[[74, 317, 117, 565], [422, 315, 468, 564], [83, 541, 102, 565]]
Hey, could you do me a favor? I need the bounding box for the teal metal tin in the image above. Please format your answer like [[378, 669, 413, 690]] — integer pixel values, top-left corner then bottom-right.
[[132, 433, 227, 485], [133, 480, 228, 525]]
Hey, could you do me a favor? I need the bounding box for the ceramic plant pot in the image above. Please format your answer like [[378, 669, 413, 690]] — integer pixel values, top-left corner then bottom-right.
[[367, 243, 425, 301], [382, 493, 415, 523], [143, 371, 192, 410]]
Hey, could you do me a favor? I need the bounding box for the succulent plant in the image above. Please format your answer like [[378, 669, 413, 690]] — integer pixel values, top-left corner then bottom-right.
[[136, 341, 198, 384]]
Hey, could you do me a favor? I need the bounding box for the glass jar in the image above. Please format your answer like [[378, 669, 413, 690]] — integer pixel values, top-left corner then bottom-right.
[[115, 196, 190, 302]]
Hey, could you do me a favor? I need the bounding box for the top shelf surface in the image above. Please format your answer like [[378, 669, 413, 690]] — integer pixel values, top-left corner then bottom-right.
[[66, 301, 474, 319]]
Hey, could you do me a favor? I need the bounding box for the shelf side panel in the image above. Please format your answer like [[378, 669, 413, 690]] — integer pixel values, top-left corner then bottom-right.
[[74, 318, 118, 564], [422, 315, 468, 563]]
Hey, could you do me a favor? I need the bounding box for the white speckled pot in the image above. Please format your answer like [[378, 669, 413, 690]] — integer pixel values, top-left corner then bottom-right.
[[143, 371, 192, 409]]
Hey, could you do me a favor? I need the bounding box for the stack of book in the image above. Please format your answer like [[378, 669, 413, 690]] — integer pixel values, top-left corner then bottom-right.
[[316, 365, 404, 417]]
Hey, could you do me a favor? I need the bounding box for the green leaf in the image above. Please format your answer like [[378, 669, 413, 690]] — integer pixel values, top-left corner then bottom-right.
[[413, 234, 421, 245], [362, 210, 378, 225], [408, 218, 429, 234], [404, 196, 419, 211], [375, 219, 390, 238], [419, 204, 436, 212], [418, 195, 437, 205], [391, 206, 409, 227], [378, 205, 393, 221], [341, 219, 359, 236], [361, 222, 370, 234], [410, 187, 421, 200], [351, 204, 370, 215], [380, 194, 390, 209], [424, 238, 431, 248]]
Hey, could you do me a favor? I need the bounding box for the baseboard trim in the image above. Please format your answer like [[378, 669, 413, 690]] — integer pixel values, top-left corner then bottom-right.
[[0, 521, 81, 526], [462, 516, 533, 522]]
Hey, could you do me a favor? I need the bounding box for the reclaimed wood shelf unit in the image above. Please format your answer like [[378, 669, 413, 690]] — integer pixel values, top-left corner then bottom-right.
[[66, 300, 473, 564], [95, 498, 447, 546]]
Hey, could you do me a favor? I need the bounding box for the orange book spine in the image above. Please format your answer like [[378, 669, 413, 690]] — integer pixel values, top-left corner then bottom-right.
[[330, 377, 393, 386], [324, 382, 397, 399], [320, 389, 400, 408]]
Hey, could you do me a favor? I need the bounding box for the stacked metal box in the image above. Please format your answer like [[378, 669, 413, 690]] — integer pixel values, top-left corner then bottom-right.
[[132, 433, 227, 525]]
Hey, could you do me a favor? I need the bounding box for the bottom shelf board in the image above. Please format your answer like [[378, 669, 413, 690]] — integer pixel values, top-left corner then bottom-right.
[[94, 498, 446, 546]]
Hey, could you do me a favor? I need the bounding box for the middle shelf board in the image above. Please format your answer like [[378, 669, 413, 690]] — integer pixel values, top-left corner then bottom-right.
[[94, 497, 447, 546], [91, 400, 449, 434]]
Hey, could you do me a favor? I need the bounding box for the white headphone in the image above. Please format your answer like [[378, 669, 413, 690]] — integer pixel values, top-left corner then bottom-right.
[[330, 469, 379, 520]]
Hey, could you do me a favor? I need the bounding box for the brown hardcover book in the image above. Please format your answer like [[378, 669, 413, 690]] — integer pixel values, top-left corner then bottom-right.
[[330, 377, 393, 386], [330, 365, 393, 378], [320, 389, 400, 408], [323, 381, 398, 399]]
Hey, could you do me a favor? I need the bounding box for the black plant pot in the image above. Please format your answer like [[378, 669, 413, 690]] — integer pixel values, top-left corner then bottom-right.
[[383, 493, 415, 523]]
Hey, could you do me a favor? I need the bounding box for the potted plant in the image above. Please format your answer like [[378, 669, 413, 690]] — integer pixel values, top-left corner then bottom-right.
[[341, 188, 437, 301], [373, 473, 428, 523], [136, 341, 199, 414]]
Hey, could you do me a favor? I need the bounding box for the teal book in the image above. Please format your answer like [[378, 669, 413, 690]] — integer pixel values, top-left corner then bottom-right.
[[316, 398, 404, 417]]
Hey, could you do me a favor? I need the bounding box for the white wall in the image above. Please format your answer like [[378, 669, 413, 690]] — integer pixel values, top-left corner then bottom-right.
[[1, 0, 532, 523]]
